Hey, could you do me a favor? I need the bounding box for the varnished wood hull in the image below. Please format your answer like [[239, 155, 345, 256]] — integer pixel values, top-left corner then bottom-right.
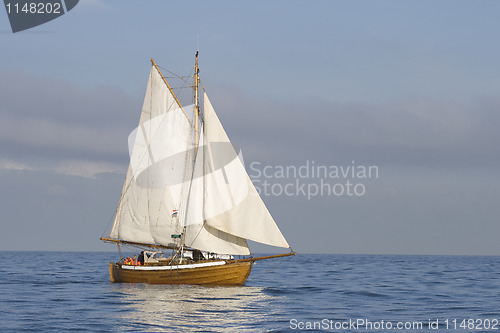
[[109, 261, 253, 285]]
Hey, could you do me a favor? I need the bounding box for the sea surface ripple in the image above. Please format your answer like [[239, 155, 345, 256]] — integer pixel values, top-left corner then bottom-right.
[[0, 252, 499, 332]]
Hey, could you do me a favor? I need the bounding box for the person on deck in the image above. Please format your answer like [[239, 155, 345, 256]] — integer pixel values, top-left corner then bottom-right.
[[138, 251, 145, 265]]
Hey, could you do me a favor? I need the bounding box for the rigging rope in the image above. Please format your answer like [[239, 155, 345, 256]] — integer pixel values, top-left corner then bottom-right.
[[158, 65, 194, 87]]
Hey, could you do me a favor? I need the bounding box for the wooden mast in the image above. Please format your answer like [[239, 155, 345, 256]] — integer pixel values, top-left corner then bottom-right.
[[194, 51, 200, 154]]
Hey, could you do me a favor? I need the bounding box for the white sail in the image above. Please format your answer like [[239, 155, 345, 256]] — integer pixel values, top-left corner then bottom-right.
[[110, 64, 290, 254], [190, 93, 290, 249], [110, 66, 194, 247], [184, 131, 250, 255]]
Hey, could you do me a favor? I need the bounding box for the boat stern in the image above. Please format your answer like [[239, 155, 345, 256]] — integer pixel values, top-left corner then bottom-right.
[[109, 262, 119, 283]]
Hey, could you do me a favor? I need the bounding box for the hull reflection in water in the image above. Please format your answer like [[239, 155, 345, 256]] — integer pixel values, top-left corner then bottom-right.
[[113, 283, 274, 332]]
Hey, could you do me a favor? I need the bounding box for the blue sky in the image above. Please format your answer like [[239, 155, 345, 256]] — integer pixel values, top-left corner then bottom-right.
[[1, 1, 499, 254]]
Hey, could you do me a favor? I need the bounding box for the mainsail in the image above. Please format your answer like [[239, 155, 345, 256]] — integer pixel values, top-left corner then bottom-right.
[[110, 66, 194, 247], [109, 63, 290, 255]]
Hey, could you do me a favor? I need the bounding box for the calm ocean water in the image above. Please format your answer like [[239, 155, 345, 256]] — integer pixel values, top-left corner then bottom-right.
[[0, 252, 499, 332]]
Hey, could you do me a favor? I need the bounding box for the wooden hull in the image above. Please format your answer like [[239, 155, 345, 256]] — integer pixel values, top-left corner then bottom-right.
[[109, 260, 253, 285]]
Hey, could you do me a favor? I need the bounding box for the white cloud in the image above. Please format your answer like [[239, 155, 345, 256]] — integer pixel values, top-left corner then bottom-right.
[[0, 158, 125, 179], [53, 159, 125, 179], [0, 159, 37, 172]]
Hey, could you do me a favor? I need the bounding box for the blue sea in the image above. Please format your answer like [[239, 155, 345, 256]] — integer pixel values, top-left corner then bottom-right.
[[0, 252, 499, 332]]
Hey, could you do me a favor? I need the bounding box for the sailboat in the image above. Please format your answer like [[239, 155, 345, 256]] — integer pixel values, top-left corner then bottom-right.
[[101, 53, 295, 285]]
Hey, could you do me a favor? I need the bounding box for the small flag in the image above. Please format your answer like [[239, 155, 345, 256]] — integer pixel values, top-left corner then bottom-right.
[[172, 209, 178, 217]]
